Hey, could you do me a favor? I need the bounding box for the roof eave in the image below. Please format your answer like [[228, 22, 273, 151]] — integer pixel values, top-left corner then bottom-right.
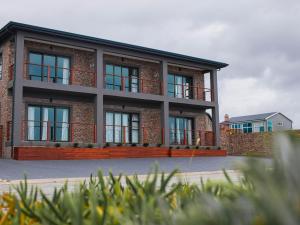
[[0, 21, 228, 69]]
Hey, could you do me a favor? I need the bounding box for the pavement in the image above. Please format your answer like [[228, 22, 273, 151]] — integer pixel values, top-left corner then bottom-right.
[[0, 156, 271, 195], [0, 156, 271, 180]]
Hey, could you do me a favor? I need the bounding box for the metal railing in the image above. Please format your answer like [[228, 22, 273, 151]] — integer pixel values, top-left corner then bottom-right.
[[24, 62, 96, 87], [169, 129, 214, 146], [20, 120, 96, 143], [168, 83, 213, 101], [104, 74, 163, 95]]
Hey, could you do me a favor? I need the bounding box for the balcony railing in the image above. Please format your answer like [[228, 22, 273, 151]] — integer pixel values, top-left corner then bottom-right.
[[168, 83, 213, 102], [10, 120, 97, 143], [169, 129, 214, 146], [104, 74, 163, 95], [23, 62, 96, 87]]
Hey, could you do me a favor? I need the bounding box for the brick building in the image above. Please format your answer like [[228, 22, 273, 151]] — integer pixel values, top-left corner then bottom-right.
[[0, 22, 228, 159]]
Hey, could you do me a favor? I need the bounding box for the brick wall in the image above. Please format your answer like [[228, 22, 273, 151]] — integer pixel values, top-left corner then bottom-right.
[[21, 96, 95, 144], [0, 39, 14, 158], [103, 54, 161, 95], [24, 41, 96, 87], [221, 124, 300, 156]]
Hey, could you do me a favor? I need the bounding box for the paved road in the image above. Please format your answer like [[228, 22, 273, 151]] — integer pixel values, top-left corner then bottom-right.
[[0, 156, 271, 180]]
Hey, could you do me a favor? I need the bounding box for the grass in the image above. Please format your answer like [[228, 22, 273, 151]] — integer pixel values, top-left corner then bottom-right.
[[0, 133, 300, 224]]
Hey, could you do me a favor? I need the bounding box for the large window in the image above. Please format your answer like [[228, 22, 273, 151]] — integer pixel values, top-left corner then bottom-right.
[[168, 74, 193, 99], [230, 123, 242, 130], [242, 123, 253, 133], [105, 64, 139, 92], [253, 122, 265, 132], [28, 53, 70, 84], [0, 52, 3, 80], [27, 106, 69, 141], [169, 116, 193, 145], [105, 112, 139, 144]]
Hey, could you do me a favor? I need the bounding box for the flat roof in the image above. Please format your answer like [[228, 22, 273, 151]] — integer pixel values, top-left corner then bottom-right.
[[0, 21, 228, 69]]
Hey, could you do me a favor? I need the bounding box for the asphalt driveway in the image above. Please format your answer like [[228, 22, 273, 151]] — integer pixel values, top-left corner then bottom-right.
[[0, 156, 271, 180]]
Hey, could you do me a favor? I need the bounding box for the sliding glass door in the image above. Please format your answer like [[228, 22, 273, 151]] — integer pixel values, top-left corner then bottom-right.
[[169, 116, 193, 145], [168, 74, 193, 99], [105, 112, 139, 144], [27, 106, 69, 141]]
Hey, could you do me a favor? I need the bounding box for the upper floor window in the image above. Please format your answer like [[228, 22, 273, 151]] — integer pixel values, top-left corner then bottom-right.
[[28, 52, 70, 84], [27, 105, 69, 141], [243, 123, 252, 133], [105, 64, 139, 92], [277, 122, 284, 126], [0, 52, 3, 80], [168, 74, 193, 99]]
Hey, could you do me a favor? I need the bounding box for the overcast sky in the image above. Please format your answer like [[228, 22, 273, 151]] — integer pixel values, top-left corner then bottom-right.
[[1, 0, 299, 127]]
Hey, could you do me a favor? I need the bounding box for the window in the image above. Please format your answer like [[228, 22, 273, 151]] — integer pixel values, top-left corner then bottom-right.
[[0, 52, 3, 80], [230, 123, 242, 130], [242, 123, 252, 133], [105, 112, 139, 144], [28, 52, 70, 84], [168, 74, 193, 99], [169, 116, 193, 145], [105, 64, 139, 92], [267, 121, 273, 132], [253, 122, 265, 133], [27, 106, 69, 141], [277, 122, 284, 126]]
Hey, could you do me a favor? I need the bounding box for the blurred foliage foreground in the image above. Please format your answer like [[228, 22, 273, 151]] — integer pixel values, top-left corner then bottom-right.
[[1, 133, 300, 225]]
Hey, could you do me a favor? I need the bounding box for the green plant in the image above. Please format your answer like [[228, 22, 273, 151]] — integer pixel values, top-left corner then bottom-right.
[[73, 142, 79, 148], [185, 146, 190, 149], [156, 143, 162, 147], [87, 143, 93, 148], [104, 143, 110, 148], [131, 143, 137, 147], [195, 146, 199, 149], [117, 143, 122, 147], [176, 146, 180, 149], [205, 146, 210, 150], [54, 143, 61, 148], [143, 143, 149, 147], [1, 133, 300, 225], [169, 146, 173, 150]]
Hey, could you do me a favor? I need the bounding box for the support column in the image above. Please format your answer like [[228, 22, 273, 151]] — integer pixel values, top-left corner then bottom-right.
[[161, 60, 169, 146], [12, 32, 24, 148], [96, 48, 104, 147], [211, 69, 220, 147]]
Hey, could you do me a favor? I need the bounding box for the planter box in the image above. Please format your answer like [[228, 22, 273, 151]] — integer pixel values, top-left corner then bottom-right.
[[107, 147, 170, 158], [13, 147, 110, 160], [170, 149, 227, 157], [13, 147, 227, 160]]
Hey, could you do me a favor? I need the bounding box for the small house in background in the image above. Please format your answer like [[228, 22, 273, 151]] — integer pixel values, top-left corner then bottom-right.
[[221, 112, 293, 133]]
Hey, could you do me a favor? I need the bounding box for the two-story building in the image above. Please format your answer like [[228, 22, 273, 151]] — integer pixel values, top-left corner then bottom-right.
[[0, 22, 228, 159]]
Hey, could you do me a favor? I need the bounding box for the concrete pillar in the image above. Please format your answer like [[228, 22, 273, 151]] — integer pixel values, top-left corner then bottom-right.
[[96, 48, 104, 147], [211, 69, 220, 146], [12, 32, 24, 147], [161, 60, 169, 146]]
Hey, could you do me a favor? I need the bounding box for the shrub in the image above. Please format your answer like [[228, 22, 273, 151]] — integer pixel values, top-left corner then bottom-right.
[[176, 146, 180, 149], [195, 146, 199, 149], [131, 143, 137, 147], [117, 143, 122, 147], [143, 143, 149, 147], [156, 143, 162, 147], [73, 142, 79, 148], [185, 146, 190, 149], [104, 143, 110, 148], [205, 146, 210, 150], [169, 146, 173, 150], [2, 134, 300, 225], [54, 143, 61, 148], [217, 146, 222, 150], [87, 143, 93, 148]]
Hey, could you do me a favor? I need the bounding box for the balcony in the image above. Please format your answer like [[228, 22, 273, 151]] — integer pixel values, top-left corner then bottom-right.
[[7, 120, 97, 144], [13, 63, 97, 87], [168, 83, 213, 102], [170, 128, 214, 146], [104, 74, 163, 96]]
